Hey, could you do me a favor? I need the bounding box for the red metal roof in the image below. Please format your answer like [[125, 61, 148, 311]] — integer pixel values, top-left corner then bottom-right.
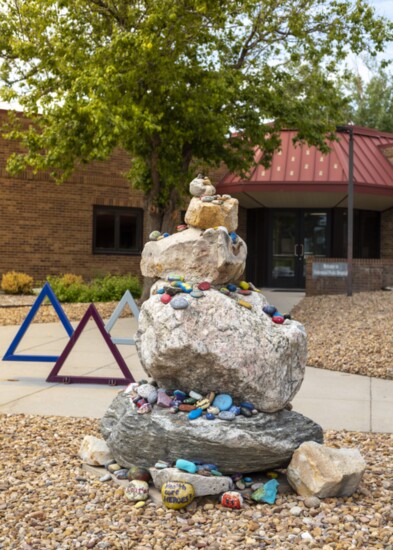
[[218, 126, 393, 197]]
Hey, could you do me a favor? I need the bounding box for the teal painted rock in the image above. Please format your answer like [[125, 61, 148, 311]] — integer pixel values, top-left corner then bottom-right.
[[175, 459, 197, 474], [251, 479, 279, 504]]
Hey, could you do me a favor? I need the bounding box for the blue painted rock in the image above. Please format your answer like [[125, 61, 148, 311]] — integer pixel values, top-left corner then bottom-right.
[[175, 459, 197, 474], [240, 407, 252, 418], [156, 287, 165, 294], [155, 460, 170, 469], [229, 406, 241, 416], [200, 464, 217, 471], [227, 284, 237, 292], [190, 289, 204, 298], [179, 282, 193, 293], [170, 296, 189, 310], [149, 230, 161, 241], [173, 390, 187, 401], [212, 394, 233, 411], [160, 293, 172, 305], [240, 402, 255, 410], [206, 412, 216, 420], [198, 281, 211, 291], [188, 408, 203, 420], [162, 481, 195, 510], [272, 316, 284, 324], [125, 480, 149, 502], [229, 232, 238, 243], [162, 232, 170, 238], [128, 466, 151, 483], [211, 469, 223, 476], [263, 305, 277, 316], [218, 411, 236, 421], [221, 491, 243, 509], [167, 273, 185, 282], [113, 468, 129, 480]]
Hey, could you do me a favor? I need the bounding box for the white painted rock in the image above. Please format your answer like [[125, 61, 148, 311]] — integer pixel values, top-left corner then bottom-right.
[[78, 435, 113, 466], [287, 441, 366, 498], [140, 226, 247, 284], [135, 289, 306, 412], [185, 197, 238, 232], [150, 468, 234, 496]]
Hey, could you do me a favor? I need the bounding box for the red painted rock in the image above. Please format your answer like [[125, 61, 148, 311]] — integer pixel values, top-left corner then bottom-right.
[[160, 293, 172, 304], [238, 289, 252, 295], [221, 491, 243, 509], [179, 404, 196, 412], [272, 316, 284, 324], [198, 281, 211, 291], [128, 466, 152, 483]]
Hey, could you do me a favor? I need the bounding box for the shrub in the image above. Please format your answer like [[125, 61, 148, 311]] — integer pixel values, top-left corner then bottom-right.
[[46, 273, 142, 303], [1, 271, 34, 295]]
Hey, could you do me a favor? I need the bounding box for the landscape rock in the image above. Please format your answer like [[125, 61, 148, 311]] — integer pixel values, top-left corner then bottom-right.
[[149, 468, 234, 496], [136, 289, 306, 412], [184, 197, 239, 232], [78, 435, 113, 466], [140, 226, 247, 284], [101, 393, 323, 473], [287, 441, 366, 498]]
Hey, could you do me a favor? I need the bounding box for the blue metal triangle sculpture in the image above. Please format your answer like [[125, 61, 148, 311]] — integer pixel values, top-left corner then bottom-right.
[[2, 282, 74, 362], [46, 303, 134, 385], [104, 289, 140, 345]]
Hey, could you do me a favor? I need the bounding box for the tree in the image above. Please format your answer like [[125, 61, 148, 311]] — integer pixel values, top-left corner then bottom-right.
[[0, 0, 392, 238], [347, 63, 393, 133]]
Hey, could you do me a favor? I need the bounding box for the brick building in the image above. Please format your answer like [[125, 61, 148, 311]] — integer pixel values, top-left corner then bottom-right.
[[1, 111, 393, 294]]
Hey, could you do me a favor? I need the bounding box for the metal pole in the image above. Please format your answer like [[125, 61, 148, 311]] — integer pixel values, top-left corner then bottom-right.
[[347, 128, 354, 297]]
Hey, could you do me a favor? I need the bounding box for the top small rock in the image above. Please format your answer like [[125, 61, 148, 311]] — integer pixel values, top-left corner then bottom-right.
[[189, 174, 216, 197]]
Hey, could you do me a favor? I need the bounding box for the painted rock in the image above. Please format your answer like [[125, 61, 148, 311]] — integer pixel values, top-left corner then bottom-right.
[[238, 299, 252, 309], [179, 282, 193, 293], [173, 390, 187, 401], [164, 286, 182, 296], [136, 399, 147, 408], [263, 305, 277, 316], [195, 399, 210, 410], [211, 469, 223, 476], [229, 232, 238, 243], [162, 481, 195, 510], [251, 479, 279, 504], [218, 411, 236, 421], [249, 282, 261, 292], [190, 289, 204, 299], [240, 407, 252, 418], [175, 459, 197, 474], [238, 289, 252, 295], [272, 316, 284, 324], [157, 391, 173, 408], [137, 403, 152, 414], [206, 413, 216, 420], [137, 383, 156, 399], [212, 394, 233, 411], [221, 491, 243, 510], [125, 480, 149, 502], [183, 397, 197, 405], [169, 407, 179, 414], [167, 274, 185, 282], [229, 405, 241, 416], [220, 287, 230, 295], [201, 195, 215, 202], [156, 287, 165, 295], [239, 281, 250, 290], [156, 235, 164, 240], [113, 468, 129, 480], [207, 392, 215, 403], [155, 460, 170, 469], [189, 390, 203, 400], [149, 230, 161, 241], [240, 402, 255, 410], [198, 281, 211, 291], [177, 224, 188, 232], [162, 232, 170, 238], [128, 466, 151, 483], [207, 406, 220, 415], [179, 404, 196, 412], [147, 390, 158, 404], [188, 408, 203, 420], [227, 283, 237, 292], [160, 293, 172, 304], [170, 296, 189, 310]]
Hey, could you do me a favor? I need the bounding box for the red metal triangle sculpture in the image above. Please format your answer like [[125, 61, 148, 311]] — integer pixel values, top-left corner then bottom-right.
[[46, 304, 135, 385]]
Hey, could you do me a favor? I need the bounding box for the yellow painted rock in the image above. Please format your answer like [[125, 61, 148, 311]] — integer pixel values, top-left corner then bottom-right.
[[161, 481, 195, 510], [238, 299, 252, 310], [239, 281, 250, 290]]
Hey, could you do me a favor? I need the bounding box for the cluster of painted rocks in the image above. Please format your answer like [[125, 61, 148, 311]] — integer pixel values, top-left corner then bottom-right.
[[125, 379, 263, 421], [149, 224, 188, 241]]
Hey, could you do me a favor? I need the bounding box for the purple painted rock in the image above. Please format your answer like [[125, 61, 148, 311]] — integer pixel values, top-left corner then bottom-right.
[[157, 391, 173, 408]]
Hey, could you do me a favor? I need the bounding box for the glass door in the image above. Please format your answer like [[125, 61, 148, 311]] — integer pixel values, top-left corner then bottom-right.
[[268, 209, 330, 288]]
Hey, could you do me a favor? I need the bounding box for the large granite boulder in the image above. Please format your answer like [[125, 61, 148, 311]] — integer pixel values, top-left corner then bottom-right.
[[140, 226, 247, 284], [185, 197, 239, 232], [101, 393, 324, 473], [135, 289, 307, 412]]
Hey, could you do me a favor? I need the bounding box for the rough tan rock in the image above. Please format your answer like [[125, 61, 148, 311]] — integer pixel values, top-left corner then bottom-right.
[[78, 435, 113, 466], [185, 197, 239, 232], [287, 441, 366, 498], [140, 226, 247, 284]]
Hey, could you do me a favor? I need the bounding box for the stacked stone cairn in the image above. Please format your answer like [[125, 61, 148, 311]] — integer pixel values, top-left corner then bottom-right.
[[99, 174, 366, 510]]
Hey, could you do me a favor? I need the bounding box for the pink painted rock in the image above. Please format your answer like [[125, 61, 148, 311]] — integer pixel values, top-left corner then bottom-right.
[[160, 293, 172, 304], [157, 391, 173, 408]]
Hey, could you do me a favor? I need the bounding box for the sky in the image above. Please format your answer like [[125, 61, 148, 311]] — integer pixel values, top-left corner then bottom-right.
[[1, 0, 393, 111]]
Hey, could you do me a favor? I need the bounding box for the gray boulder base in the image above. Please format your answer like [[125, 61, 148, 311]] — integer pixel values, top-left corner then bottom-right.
[[101, 393, 323, 474], [136, 289, 307, 413], [149, 468, 234, 496]]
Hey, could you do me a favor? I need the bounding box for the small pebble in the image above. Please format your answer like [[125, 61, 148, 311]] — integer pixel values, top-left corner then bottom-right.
[[134, 501, 146, 509], [100, 473, 112, 482], [218, 411, 236, 421], [290, 506, 303, 516], [304, 496, 321, 508]]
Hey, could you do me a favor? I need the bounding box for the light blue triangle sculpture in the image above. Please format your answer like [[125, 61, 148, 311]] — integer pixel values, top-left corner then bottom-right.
[[104, 290, 139, 345], [2, 282, 74, 362]]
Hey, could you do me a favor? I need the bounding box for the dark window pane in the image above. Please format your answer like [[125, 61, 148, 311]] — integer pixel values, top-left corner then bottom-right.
[[119, 214, 137, 249], [96, 213, 115, 249]]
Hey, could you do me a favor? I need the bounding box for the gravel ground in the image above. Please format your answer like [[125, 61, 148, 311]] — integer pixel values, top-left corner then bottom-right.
[[292, 291, 393, 381], [0, 414, 391, 549]]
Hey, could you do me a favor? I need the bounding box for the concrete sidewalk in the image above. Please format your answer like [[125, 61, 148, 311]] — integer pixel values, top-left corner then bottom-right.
[[0, 313, 391, 433]]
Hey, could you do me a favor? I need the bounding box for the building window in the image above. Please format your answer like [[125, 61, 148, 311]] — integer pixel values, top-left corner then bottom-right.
[[331, 208, 380, 259], [93, 206, 143, 255]]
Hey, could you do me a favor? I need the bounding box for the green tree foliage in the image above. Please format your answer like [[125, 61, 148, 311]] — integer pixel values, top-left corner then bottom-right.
[[347, 64, 393, 133], [0, 0, 392, 235]]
